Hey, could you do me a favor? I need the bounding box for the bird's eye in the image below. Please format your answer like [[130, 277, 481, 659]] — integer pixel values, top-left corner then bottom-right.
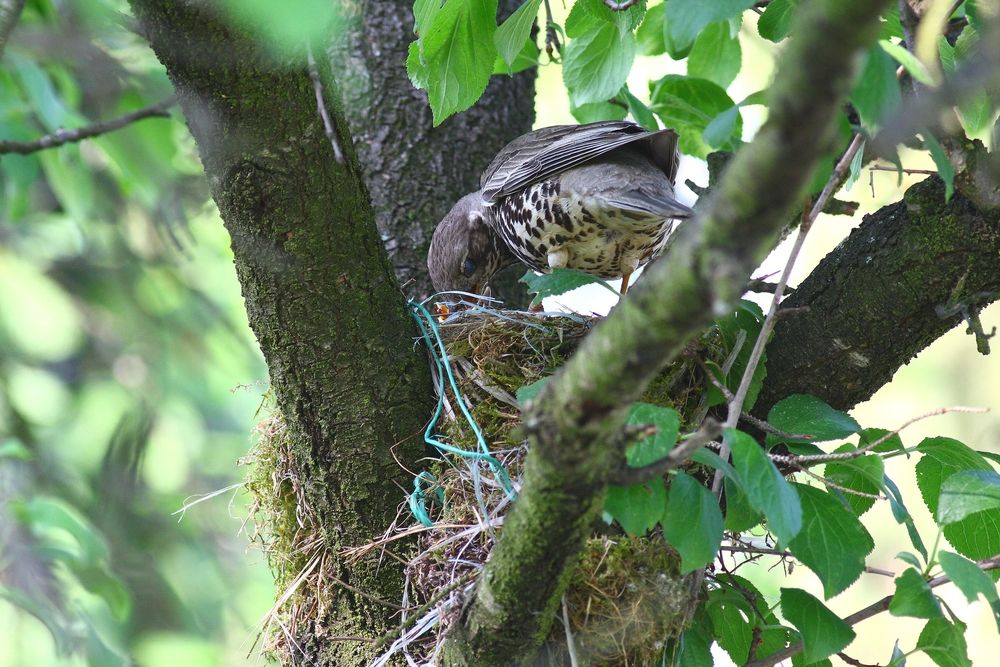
[[462, 257, 477, 276]]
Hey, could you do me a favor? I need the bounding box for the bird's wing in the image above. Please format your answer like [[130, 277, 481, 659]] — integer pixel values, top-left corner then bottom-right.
[[480, 121, 681, 203], [604, 190, 693, 219]]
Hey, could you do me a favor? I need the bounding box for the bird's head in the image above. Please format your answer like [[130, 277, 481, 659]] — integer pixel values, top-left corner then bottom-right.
[[427, 192, 510, 297]]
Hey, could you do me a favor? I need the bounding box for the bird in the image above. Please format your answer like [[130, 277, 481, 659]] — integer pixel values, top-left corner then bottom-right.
[[427, 120, 693, 300]]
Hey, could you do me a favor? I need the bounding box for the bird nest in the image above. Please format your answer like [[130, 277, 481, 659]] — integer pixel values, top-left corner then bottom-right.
[[246, 305, 729, 666]]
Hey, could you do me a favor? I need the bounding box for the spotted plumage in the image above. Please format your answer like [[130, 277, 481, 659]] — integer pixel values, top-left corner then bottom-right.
[[428, 121, 692, 297]]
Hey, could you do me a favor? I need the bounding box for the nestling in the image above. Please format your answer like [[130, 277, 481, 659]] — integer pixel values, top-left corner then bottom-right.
[[427, 120, 693, 298]]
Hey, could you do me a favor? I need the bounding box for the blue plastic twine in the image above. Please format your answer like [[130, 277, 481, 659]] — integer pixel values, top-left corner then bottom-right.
[[407, 299, 517, 526]]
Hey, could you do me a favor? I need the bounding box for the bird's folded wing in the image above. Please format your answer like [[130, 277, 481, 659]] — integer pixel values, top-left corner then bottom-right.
[[481, 121, 678, 204], [604, 190, 693, 220]]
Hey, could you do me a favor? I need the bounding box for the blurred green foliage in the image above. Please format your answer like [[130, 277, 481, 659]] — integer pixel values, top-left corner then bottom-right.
[[1, 1, 272, 665]]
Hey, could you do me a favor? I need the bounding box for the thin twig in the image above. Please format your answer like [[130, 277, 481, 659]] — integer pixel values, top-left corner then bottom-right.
[[868, 164, 936, 175], [721, 544, 895, 577], [768, 405, 989, 468], [713, 132, 867, 497], [0, 97, 176, 155], [306, 45, 345, 164], [746, 555, 1000, 667], [542, 0, 561, 58], [0, 0, 25, 60]]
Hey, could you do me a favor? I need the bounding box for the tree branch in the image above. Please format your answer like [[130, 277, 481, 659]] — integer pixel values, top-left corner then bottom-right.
[[443, 1, 893, 664], [0, 98, 176, 155], [756, 175, 1000, 415], [746, 555, 1000, 667]]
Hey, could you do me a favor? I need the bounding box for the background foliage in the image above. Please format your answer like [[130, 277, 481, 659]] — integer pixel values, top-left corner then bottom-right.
[[1, 0, 999, 665]]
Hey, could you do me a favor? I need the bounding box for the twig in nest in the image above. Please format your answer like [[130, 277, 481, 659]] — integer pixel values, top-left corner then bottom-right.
[[0, 97, 175, 155]]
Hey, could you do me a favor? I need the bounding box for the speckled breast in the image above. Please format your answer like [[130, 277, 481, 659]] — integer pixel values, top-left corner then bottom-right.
[[489, 180, 675, 279]]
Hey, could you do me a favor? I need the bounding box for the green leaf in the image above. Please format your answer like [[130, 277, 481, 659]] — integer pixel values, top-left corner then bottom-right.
[[879, 39, 937, 86], [575, 0, 647, 36], [16, 496, 109, 565], [563, 22, 636, 106], [850, 45, 902, 132], [707, 587, 754, 664], [917, 618, 971, 667], [664, 0, 755, 52], [703, 105, 741, 150], [938, 550, 1000, 631], [715, 574, 793, 657], [571, 100, 628, 123], [788, 484, 875, 597], [663, 472, 724, 573], [897, 551, 924, 569], [688, 22, 742, 88], [675, 612, 714, 667], [938, 469, 1000, 525], [824, 444, 884, 515], [413, 0, 442, 35], [766, 394, 860, 445], [605, 478, 667, 536], [881, 4, 904, 39], [916, 437, 999, 560], [495, 0, 542, 67], [623, 402, 680, 467], [636, 2, 666, 55], [888, 641, 907, 667], [0, 437, 32, 460], [691, 448, 742, 489], [622, 87, 659, 131], [519, 267, 617, 305], [727, 429, 802, 544], [649, 75, 741, 158], [780, 588, 856, 663], [492, 37, 540, 75], [844, 138, 866, 192], [884, 474, 930, 560], [939, 550, 999, 603], [757, 0, 797, 42], [923, 133, 955, 201], [708, 300, 766, 409], [516, 377, 549, 406], [419, 0, 499, 125], [861, 427, 905, 454], [723, 477, 761, 532], [890, 568, 942, 618]]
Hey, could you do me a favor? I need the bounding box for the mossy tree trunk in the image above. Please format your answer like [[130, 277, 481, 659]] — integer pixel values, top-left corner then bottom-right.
[[127, 2, 440, 664]]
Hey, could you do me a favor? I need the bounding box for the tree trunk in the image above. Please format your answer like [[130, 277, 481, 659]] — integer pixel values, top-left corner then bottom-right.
[[756, 176, 1000, 414], [333, 0, 536, 304], [127, 2, 434, 665]]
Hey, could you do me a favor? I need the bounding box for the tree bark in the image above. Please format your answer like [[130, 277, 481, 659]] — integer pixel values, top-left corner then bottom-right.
[[334, 0, 537, 303], [444, 1, 892, 664], [756, 175, 1000, 414], [127, 2, 434, 665]]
